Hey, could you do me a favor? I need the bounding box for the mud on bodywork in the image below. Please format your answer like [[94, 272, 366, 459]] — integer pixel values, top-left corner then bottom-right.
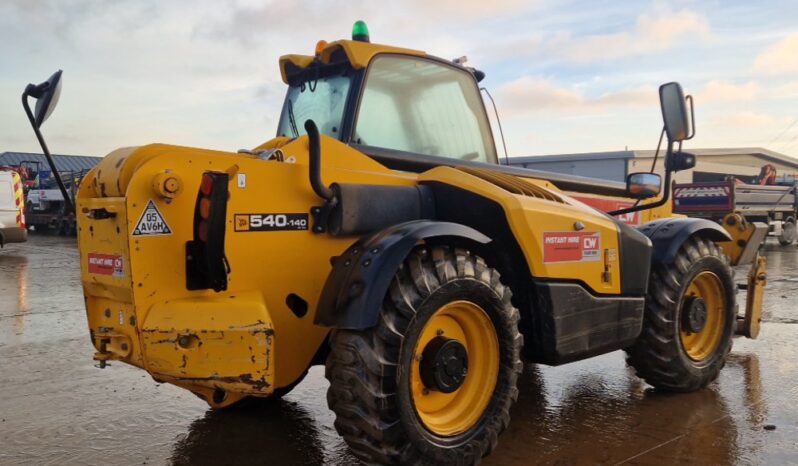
[[138, 293, 275, 404]]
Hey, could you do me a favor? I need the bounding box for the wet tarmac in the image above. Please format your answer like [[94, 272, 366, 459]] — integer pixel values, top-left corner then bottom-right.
[[1, 234, 796, 465]]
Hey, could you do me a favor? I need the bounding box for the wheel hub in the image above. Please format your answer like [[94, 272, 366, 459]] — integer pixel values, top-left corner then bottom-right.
[[410, 300, 499, 436], [683, 296, 708, 333], [419, 336, 468, 393]]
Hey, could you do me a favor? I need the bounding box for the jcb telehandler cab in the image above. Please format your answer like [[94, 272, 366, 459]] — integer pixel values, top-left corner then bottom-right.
[[24, 22, 764, 466]]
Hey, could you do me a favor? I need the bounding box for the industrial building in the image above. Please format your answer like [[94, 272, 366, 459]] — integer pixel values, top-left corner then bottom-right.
[[508, 148, 798, 184], [0, 151, 101, 173]]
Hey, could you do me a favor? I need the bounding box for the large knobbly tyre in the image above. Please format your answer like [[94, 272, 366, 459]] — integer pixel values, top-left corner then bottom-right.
[[626, 236, 736, 392], [326, 246, 523, 465]]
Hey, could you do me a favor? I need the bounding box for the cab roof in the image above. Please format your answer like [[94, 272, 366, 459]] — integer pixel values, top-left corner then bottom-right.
[[279, 39, 426, 85]]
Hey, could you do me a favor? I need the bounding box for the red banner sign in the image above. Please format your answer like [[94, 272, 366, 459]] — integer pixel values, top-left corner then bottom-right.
[[543, 231, 601, 263], [88, 253, 124, 277], [572, 196, 641, 225]]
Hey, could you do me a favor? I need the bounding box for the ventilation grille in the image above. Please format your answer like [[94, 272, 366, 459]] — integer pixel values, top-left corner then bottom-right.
[[458, 167, 565, 203]]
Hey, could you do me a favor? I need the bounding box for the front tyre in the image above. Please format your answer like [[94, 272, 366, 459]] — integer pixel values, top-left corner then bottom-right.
[[626, 236, 736, 392], [326, 246, 522, 465]]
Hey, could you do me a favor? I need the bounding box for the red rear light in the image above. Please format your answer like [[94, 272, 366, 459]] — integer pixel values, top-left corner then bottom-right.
[[200, 174, 214, 196], [199, 198, 211, 219], [187, 171, 230, 292]]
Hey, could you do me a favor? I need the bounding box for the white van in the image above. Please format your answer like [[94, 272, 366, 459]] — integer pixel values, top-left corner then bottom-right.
[[0, 170, 27, 247]]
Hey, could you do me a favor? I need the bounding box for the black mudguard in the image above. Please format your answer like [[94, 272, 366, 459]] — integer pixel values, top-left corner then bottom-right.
[[314, 220, 491, 329], [637, 217, 732, 264]]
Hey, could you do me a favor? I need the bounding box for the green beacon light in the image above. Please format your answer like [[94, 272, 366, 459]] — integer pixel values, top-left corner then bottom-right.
[[352, 20, 370, 43]]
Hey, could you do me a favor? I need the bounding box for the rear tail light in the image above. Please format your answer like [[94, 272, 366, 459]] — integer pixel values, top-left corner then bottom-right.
[[186, 172, 229, 292], [199, 197, 212, 219]]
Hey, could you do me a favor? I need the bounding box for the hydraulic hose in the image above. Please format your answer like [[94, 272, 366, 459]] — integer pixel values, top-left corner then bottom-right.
[[305, 119, 335, 201]]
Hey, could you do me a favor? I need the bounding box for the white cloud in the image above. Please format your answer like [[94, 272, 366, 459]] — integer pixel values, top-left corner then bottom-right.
[[0, 1, 793, 159], [557, 9, 711, 63], [714, 111, 775, 128], [773, 81, 798, 98], [496, 77, 657, 115], [455, 8, 712, 66], [698, 80, 759, 103], [754, 33, 798, 75], [404, 0, 533, 19]]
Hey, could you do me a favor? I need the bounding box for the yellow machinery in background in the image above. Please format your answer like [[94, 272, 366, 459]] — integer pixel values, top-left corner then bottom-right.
[[567, 197, 768, 342], [22, 21, 768, 466]]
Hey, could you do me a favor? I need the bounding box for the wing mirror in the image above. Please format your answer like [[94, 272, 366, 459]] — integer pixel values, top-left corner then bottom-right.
[[21, 70, 72, 214], [610, 82, 693, 217], [23, 70, 63, 128], [626, 172, 662, 199], [659, 82, 694, 143]]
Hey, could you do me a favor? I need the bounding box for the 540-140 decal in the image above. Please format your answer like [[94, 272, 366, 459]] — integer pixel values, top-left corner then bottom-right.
[[235, 213, 309, 232]]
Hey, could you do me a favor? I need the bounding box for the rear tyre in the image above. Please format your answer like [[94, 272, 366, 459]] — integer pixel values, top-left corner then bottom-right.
[[326, 246, 522, 465], [778, 219, 796, 246], [626, 236, 736, 392]]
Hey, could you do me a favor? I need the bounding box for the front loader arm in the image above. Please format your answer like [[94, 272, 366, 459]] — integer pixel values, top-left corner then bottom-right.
[[720, 213, 768, 339]]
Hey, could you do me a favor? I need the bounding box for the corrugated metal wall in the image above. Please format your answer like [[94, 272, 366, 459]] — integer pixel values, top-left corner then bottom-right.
[[510, 159, 627, 182], [0, 152, 101, 173]]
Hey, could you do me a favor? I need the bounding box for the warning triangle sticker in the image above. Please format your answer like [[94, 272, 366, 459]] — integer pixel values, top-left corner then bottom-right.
[[132, 200, 172, 236]]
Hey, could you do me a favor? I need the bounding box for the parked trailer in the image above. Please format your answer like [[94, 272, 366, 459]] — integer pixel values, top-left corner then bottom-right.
[[24, 169, 87, 235], [0, 153, 101, 235], [673, 180, 797, 245]]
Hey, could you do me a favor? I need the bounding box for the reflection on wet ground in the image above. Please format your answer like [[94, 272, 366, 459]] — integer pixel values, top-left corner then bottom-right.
[[1, 235, 796, 465]]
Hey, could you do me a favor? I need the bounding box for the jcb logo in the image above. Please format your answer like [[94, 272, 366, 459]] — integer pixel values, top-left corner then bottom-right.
[[235, 215, 250, 231]]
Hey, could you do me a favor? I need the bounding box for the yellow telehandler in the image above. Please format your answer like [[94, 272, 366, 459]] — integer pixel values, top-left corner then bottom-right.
[[22, 21, 766, 465]]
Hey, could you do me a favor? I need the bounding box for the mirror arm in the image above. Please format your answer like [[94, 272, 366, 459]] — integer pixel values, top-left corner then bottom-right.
[[685, 95, 695, 140], [21, 90, 74, 215], [608, 143, 674, 217], [24, 83, 46, 99]]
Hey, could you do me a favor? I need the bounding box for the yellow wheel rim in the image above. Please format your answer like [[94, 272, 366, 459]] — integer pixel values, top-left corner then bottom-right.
[[410, 300, 499, 437], [680, 271, 726, 362]]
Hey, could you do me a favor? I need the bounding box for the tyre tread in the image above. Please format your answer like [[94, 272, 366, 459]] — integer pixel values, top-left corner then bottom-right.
[[326, 246, 522, 465], [626, 236, 735, 392]]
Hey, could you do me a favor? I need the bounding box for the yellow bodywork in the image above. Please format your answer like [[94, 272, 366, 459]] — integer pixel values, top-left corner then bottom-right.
[[720, 212, 768, 339], [279, 39, 425, 83], [77, 134, 625, 406]]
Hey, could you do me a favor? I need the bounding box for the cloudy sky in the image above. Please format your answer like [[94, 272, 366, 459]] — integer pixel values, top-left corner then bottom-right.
[[1, 0, 797, 159]]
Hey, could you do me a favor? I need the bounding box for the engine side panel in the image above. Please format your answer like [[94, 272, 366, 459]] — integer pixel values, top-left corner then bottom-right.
[[419, 166, 624, 295]]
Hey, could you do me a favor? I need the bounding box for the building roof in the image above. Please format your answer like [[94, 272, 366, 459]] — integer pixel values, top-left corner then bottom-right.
[[511, 147, 798, 170], [511, 150, 635, 164], [0, 151, 101, 173]]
